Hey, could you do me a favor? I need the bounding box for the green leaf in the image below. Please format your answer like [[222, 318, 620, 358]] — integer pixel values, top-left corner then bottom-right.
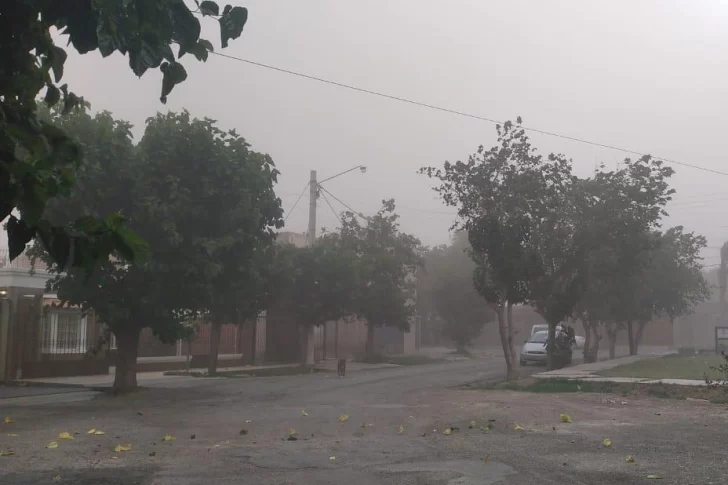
[[170, 1, 202, 51], [219, 6, 248, 48], [6, 217, 35, 260], [199, 1, 220, 16], [159, 62, 188, 103], [50, 47, 67, 82], [44, 85, 61, 107]]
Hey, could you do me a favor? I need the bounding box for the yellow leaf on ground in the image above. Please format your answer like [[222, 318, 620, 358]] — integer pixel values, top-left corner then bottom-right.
[[301, 409, 308, 417], [7, 434, 18, 437], [245, 420, 252, 424], [94, 430, 105, 435], [87, 429, 96, 434], [646, 475, 662, 480], [4, 417, 14, 424], [53, 476, 61, 482], [0, 449, 15, 456], [58, 432, 74, 440], [469, 420, 477, 428], [114, 444, 132, 452], [338, 414, 349, 423], [397, 424, 404, 434], [625, 455, 636, 463], [560, 413, 572, 424], [288, 428, 297, 437], [514, 424, 525, 431], [443, 427, 452, 436], [329, 456, 336, 461], [603, 438, 612, 447], [162, 434, 175, 442], [46, 441, 59, 449]]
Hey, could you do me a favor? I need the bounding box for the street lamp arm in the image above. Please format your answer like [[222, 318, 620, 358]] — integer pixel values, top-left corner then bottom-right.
[[318, 165, 367, 185]]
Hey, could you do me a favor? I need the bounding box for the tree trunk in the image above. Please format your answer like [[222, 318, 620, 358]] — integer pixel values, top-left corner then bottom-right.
[[185, 339, 192, 372], [546, 322, 557, 371], [506, 302, 517, 370], [627, 320, 636, 356], [250, 319, 257, 366], [633, 320, 647, 355], [495, 303, 518, 380], [113, 326, 141, 394], [365, 322, 376, 361], [606, 324, 618, 360], [582, 319, 592, 362], [208, 321, 222, 376], [590, 322, 602, 362]]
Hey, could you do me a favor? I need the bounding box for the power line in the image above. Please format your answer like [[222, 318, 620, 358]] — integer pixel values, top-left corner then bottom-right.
[[210, 51, 728, 178], [283, 182, 309, 222], [319, 188, 342, 225], [318, 185, 367, 220]]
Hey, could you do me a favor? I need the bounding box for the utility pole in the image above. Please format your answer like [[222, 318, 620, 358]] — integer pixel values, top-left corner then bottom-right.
[[307, 170, 317, 247], [303, 170, 318, 367]]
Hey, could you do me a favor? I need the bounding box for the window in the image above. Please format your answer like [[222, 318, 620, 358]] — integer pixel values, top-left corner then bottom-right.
[[41, 311, 87, 354]]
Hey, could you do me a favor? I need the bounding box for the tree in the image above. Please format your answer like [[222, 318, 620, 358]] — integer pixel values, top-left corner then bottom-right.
[[334, 200, 421, 361], [274, 241, 358, 366], [1, 0, 248, 270], [135, 112, 283, 376], [422, 120, 576, 375], [419, 232, 492, 353], [574, 159, 677, 359], [37, 109, 281, 392]]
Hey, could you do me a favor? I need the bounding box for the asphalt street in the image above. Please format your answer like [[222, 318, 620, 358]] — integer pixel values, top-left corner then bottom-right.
[[2, 351, 727, 484]]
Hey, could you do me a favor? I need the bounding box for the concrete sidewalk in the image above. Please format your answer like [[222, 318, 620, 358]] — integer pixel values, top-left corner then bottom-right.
[[533, 351, 708, 387]]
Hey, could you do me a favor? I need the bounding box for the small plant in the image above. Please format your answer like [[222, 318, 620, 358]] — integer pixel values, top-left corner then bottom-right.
[[704, 352, 728, 390]]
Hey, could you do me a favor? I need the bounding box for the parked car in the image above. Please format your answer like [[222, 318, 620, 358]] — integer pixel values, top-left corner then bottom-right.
[[520, 331, 549, 365], [520, 329, 574, 367], [531, 324, 584, 349]]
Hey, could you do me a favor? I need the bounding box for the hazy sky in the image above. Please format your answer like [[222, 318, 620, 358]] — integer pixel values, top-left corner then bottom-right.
[[14, 1, 728, 263]]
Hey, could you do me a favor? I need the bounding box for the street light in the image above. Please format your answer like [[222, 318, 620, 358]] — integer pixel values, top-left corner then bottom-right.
[[318, 165, 367, 185]]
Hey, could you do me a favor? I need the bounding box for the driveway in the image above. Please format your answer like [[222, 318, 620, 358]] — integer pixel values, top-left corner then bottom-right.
[[1, 351, 726, 484]]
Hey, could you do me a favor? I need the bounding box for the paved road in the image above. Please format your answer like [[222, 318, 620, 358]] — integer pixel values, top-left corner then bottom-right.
[[2, 352, 726, 484]]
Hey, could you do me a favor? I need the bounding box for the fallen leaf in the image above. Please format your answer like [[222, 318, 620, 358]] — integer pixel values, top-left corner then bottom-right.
[[3, 417, 14, 424], [625, 455, 636, 463], [483, 454, 490, 463], [162, 434, 175, 442], [301, 409, 308, 417], [149, 451, 156, 457], [190, 434, 196, 440], [7, 434, 18, 437], [87, 429, 96, 434], [58, 432, 74, 440], [94, 430, 105, 435], [338, 414, 349, 423], [560, 413, 572, 424], [0, 449, 15, 456], [223, 440, 231, 445], [514, 424, 525, 431], [245, 420, 252, 424], [114, 444, 132, 452], [646, 475, 662, 480], [397, 424, 405, 434], [53, 476, 61, 482], [603, 438, 612, 448], [621, 401, 627, 405], [46, 441, 59, 449], [239, 429, 248, 435], [407, 415, 415, 420], [469, 420, 477, 429], [329, 456, 336, 462], [443, 427, 452, 436], [287, 428, 298, 440]]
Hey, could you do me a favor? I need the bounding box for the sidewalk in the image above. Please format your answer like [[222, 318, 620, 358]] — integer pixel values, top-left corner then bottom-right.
[[533, 351, 708, 387]]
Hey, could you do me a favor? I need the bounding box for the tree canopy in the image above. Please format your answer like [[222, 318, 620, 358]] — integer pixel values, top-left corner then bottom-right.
[[1, 0, 248, 270], [418, 232, 492, 352], [36, 109, 282, 391]]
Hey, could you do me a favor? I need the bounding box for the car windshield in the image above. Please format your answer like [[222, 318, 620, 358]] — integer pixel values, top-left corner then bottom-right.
[[528, 332, 548, 343]]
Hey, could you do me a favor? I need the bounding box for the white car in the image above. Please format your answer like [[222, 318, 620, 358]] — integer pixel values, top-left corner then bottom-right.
[[531, 324, 585, 349], [520, 331, 549, 365]]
